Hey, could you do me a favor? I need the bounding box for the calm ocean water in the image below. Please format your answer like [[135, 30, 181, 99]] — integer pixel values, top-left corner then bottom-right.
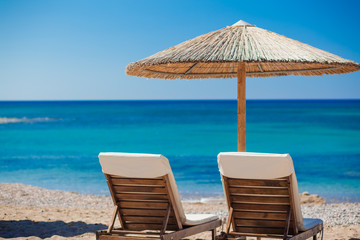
[[0, 100, 359, 202]]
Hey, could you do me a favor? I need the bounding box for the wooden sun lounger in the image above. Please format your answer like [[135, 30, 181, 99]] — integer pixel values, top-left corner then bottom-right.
[[97, 153, 221, 240], [217, 152, 323, 240]]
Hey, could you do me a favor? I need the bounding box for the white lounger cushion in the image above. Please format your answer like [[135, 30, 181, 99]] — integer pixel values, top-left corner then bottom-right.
[[218, 152, 306, 231], [99, 152, 217, 226], [99, 152, 171, 178]]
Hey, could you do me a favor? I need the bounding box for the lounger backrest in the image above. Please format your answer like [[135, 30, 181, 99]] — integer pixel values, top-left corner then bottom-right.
[[99, 152, 186, 231], [218, 152, 306, 234]]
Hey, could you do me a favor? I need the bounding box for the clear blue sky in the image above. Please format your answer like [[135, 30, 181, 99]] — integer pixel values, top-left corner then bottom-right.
[[0, 0, 359, 100]]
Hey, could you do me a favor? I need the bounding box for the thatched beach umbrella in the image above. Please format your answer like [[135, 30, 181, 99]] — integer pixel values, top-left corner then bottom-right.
[[126, 20, 360, 152]]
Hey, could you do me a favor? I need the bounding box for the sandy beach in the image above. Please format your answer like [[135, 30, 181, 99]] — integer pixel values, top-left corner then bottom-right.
[[0, 183, 359, 240]]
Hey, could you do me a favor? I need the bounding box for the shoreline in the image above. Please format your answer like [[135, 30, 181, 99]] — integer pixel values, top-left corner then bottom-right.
[[0, 183, 328, 207], [1, 183, 359, 239]]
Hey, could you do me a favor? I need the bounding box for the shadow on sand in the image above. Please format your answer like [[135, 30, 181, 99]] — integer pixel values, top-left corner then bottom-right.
[[0, 220, 107, 238]]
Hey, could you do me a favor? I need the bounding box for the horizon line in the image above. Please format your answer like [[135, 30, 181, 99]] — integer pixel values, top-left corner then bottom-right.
[[0, 98, 360, 102]]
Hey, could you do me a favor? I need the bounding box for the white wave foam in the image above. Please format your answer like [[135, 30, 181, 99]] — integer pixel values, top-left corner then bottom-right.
[[5, 155, 81, 160], [200, 196, 226, 204], [0, 117, 61, 124], [345, 171, 360, 177], [182, 196, 226, 203]]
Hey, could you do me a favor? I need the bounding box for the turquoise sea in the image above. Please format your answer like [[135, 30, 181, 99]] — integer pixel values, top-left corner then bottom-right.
[[0, 100, 359, 202]]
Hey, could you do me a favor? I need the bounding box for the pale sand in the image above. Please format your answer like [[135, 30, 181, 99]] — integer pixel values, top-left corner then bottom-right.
[[0, 183, 359, 240]]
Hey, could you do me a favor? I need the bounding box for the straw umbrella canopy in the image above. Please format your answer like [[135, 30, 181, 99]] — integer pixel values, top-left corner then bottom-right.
[[126, 20, 360, 152]]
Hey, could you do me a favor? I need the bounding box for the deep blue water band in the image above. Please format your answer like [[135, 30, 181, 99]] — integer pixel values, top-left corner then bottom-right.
[[0, 100, 359, 202]]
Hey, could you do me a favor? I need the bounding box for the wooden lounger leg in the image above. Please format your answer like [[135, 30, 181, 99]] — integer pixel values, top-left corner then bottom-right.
[[225, 207, 233, 234], [215, 207, 233, 240], [107, 205, 119, 233], [283, 207, 291, 240], [212, 228, 216, 240], [160, 204, 171, 235], [288, 223, 323, 240]]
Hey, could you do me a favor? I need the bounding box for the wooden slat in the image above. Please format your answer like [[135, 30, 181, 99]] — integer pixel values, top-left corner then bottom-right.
[[114, 186, 167, 194], [232, 203, 289, 212], [229, 187, 289, 195], [98, 235, 159, 240], [119, 201, 168, 209], [235, 219, 287, 228], [228, 179, 288, 187], [108, 229, 160, 235], [231, 195, 290, 204], [125, 223, 178, 231], [123, 216, 176, 224], [97, 228, 162, 238], [161, 219, 222, 240], [110, 178, 165, 186], [227, 231, 282, 239], [233, 211, 288, 220], [116, 193, 168, 201], [235, 226, 284, 235], [121, 209, 174, 217]]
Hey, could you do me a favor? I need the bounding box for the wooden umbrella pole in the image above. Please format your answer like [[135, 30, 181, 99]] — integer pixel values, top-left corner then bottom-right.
[[237, 62, 246, 152]]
